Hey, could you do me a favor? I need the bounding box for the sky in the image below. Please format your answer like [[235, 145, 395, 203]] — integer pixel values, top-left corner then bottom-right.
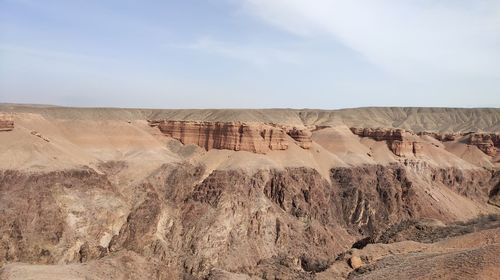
[[1, 0, 499, 109]]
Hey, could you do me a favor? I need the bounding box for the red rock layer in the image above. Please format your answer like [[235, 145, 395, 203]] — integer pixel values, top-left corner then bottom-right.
[[350, 127, 408, 141], [389, 141, 424, 157], [149, 120, 288, 154], [286, 127, 312, 149], [350, 127, 422, 157], [417, 131, 499, 157], [417, 131, 461, 141], [468, 133, 500, 156]]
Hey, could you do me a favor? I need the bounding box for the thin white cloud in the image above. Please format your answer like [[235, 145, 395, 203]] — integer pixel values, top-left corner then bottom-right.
[[184, 37, 301, 66], [0, 44, 109, 63], [242, 0, 500, 78]]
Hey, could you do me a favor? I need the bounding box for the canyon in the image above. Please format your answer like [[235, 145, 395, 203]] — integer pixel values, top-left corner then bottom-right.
[[0, 105, 499, 280]]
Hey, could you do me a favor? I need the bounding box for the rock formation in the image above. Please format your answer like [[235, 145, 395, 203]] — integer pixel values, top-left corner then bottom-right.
[[0, 114, 14, 131], [149, 120, 288, 154], [30, 131, 50, 142], [417, 131, 462, 141], [0, 106, 499, 280], [489, 171, 500, 207], [349, 127, 409, 141], [286, 127, 313, 149], [417, 131, 500, 157], [350, 127, 423, 157], [389, 140, 423, 157], [349, 256, 363, 269], [468, 133, 499, 156]]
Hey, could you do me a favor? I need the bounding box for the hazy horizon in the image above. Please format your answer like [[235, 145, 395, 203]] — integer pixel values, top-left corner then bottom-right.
[[2, 102, 500, 111], [1, 0, 500, 109]]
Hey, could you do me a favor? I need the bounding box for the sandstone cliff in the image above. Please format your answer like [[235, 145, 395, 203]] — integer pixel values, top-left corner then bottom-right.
[[149, 120, 289, 153], [468, 133, 499, 156], [350, 127, 423, 157], [417, 131, 461, 141], [349, 127, 409, 141], [351, 127, 500, 158], [286, 127, 313, 149]]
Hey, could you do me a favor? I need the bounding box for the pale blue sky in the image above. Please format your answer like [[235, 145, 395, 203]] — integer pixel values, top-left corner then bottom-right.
[[1, 0, 499, 108]]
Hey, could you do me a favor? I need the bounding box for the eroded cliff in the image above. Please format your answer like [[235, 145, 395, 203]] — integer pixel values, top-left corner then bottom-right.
[[468, 133, 499, 156], [286, 127, 313, 149], [0, 107, 499, 280], [149, 120, 289, 154], [352, 127, 500, 158], [350, 127, 423, 157], [0, 160, 497, 279]]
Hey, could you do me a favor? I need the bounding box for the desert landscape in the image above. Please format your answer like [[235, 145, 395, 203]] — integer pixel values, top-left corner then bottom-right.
[[0, 104, 498, 279]]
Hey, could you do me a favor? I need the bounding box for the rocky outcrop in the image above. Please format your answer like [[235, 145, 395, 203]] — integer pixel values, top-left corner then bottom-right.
[[0, 168, 119, 266], [0, 114, 14, 131], [350, 128, 500, 157], [286, 127, 313, 149], [127, 165, 355, 278], [468, 133, 499, 156], [0, 161, 497, 279], [488, 171, 500, 207], [149, 120, 288, 154], [416, 131, 500, 156], [389, 140, 423, 157], [417, 131, 462, 141], [350, 127, 408, 141], [349, 256, 363, 269], [109, 188, 160, 253], [330, 164, 493, 237], [330, 165, 417, 236], [350, 128, 422, 157], [30, 131, 50, 142]]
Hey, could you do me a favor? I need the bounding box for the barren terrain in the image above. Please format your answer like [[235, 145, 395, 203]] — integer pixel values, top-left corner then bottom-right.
[[0, 104, 499, 279]]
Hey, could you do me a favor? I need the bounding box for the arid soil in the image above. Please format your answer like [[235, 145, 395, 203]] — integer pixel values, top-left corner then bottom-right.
[[0, 104, 499, 280]]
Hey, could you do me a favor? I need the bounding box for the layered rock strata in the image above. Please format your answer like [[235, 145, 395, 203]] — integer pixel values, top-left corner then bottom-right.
[[1, 162, 496, 279], [468, 133, 499, 156], [349, 128, 409, 141], [331, 164, 493, 237], [149, 120, 289, 153], [417, 131, 461, 141], [413, 131, 499, 157], [350, 127, 422, 157], [286, 127, 313, 149]]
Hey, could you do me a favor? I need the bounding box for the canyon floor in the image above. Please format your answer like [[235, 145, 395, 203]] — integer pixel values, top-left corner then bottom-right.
[[0, 104, 499, 280]]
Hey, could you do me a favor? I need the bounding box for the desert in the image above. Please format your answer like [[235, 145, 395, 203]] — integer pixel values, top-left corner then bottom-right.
[[0, 104, 498, 279]]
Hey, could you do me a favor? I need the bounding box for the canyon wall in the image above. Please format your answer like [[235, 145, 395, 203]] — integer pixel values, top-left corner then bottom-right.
[[149, 120, 289, 154], [0, 107, 499, 279], [352, 127, 500, 157], [286, 127, 313, 149], [350, 127, 423, 157], [331, 164, 494, 237], [150, 120, 315, 153], [349, 128, 408, 141], [0, 162, 496, 279], [417, 131, 461, 141], [468, 133, 499, 156]]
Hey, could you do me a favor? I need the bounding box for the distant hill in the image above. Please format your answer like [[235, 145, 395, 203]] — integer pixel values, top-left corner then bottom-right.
[[1, 104, 498, 132]]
